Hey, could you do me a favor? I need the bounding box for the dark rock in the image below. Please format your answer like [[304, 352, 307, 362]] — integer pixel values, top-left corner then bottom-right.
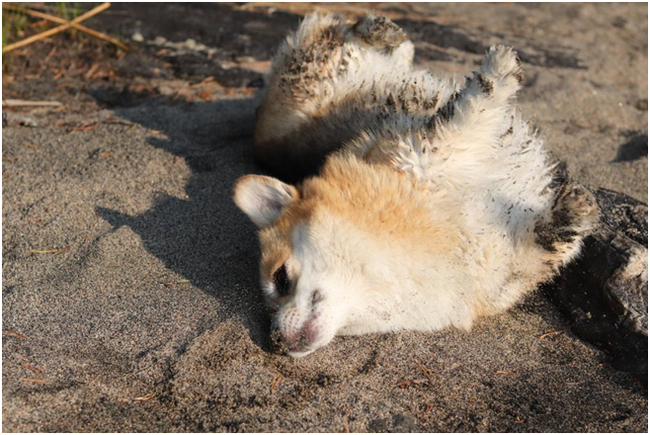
[[391, 413, 417, 432], [591, 187, 647, 245], [613, 132, 648, 163], [543, 188, 648, 379], [368, 418, 388, 432]]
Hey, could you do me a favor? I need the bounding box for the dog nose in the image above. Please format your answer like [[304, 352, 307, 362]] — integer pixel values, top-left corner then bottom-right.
[[270, 325, 312, 355], [269, 326, 290, 355]]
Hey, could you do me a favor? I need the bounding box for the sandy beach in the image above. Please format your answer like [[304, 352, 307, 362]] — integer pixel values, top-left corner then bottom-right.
[[2, 3, 647, 431]]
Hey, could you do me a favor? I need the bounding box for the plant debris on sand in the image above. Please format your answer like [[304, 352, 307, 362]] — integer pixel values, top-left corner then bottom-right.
[[2, 3, 647, 432]]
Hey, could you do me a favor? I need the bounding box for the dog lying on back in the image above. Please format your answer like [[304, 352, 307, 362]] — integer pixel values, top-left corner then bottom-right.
[[234, 13, 598, 357]]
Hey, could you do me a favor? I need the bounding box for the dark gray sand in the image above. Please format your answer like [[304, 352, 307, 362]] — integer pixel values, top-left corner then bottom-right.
[[2, 3, 647, 432]]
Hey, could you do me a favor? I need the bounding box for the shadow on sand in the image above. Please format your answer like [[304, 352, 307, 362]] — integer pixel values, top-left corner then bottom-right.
[[92, 88, 274, 348]]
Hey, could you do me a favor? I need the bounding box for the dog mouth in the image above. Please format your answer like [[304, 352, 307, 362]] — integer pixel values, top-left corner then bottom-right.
[[287, 347, 317, 358], [270, 312, 322, 357]]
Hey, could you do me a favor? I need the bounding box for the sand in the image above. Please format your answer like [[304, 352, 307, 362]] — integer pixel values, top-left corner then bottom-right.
[[2, 3, 647, 432]]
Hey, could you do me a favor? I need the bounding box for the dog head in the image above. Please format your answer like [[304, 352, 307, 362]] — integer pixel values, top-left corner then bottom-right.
[[233, 155, 457, 356]]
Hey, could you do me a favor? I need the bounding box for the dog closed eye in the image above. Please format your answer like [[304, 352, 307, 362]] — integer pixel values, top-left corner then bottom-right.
[[273, 264, 291, 297]]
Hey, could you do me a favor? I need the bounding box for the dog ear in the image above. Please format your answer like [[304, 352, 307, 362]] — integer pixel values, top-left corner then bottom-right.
[[232, 175, 299, 228]]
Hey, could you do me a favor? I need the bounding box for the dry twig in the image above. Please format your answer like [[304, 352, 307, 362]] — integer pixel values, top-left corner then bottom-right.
[[3, 3, 127, 51], [539, 330, 563, 340], [396, 378, 430, 389], [21, 377, 47, 384], [22, 363, 44, 376], [415, 358, 435, 385], [133, 393, 156, 402], [28, 246, 70, 255], [69, 123, 98, 132], [2, 99, 62, 107], [2, 331, 27, 339], [2, 2, 113, 53], [417, 403, 435, 417], [270, 373, 282, 394]]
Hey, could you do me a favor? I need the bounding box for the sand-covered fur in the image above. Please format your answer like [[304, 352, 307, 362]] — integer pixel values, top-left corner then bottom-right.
[[235, 13, 600, 357], [3, 3, 647, 432], [253, 13, 457, 181]]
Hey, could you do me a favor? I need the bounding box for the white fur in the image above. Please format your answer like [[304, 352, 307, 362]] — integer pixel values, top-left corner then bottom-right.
[[232, 176, 298, 228], [236, 13, 598, 357]]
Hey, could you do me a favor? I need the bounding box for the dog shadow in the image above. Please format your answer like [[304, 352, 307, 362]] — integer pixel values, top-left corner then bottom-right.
[[92, 88, 273, 348]]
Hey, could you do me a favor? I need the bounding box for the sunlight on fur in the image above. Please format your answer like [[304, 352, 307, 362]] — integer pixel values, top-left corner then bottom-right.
[[233, 12, 599, 357]]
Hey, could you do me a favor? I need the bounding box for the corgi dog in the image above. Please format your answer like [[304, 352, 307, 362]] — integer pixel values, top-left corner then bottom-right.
[[234, 13, 598, 357]]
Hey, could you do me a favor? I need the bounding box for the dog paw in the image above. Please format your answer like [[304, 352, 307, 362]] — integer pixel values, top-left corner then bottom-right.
[[353, 13, 407, 50], [481, 45, 524, 85]]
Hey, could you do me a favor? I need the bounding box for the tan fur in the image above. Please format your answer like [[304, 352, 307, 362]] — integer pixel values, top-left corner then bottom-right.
[[234, 13, 599, 357], [301, 154, 462, 255], [259, 204, 308, 283], [257, 153, 463, 284]]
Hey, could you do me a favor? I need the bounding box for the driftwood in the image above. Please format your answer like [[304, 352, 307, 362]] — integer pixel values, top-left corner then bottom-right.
[[543, 187, 648, 379]]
